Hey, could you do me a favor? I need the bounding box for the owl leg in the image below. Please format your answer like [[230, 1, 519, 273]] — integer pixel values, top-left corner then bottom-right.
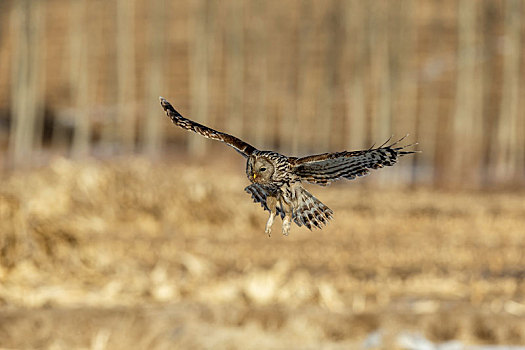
[[281, 202, 292, 236], [265, 196, 277, 237]]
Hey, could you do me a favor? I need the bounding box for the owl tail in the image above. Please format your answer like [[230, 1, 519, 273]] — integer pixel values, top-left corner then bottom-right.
[[293, 187, 333, 230]]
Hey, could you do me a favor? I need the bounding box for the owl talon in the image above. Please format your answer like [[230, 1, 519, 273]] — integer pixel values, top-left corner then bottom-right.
[[282, 216, 291, 236], [265, 212, 275, 237]]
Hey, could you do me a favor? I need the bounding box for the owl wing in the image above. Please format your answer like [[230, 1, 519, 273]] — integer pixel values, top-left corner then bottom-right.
[[160, 97, 257, 158], [291, 136, 417, 185]]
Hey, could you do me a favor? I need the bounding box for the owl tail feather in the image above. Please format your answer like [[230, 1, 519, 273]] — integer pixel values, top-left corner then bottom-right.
[[245, 183, 333, 230], [293, 187, 333, 230]]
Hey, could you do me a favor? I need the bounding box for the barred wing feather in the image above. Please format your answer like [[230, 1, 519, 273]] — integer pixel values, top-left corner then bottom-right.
[[292, 138, 417, 186], [160, 97, 257, 158]]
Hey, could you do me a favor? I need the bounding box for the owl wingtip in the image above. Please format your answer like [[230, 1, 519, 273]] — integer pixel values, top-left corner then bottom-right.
[[159, 97, 171, 111]]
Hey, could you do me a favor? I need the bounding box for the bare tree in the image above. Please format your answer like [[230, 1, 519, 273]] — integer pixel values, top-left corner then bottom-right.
[[491, 0, 523, 183], [292, 0, 318, 154], [143, 0, 166, 156], [9, 0, 45, 167], [251, 0, 269, 149], [451, 0, 482, 188], [117, 0, 137, 153], [317, 0, 343, 151], [344, 0, 367, 151], [365, 1, 392, 186], [289, 0, 313, 155], [188, 0, 211, 156], [225, 0, 245, 139], [70, 0, 91, 158], [392, 0, 418, 184], [370, 1, 392, 145], [32, 1, 46, 158]]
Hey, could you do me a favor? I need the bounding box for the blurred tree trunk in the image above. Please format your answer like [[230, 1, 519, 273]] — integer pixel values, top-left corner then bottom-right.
[[370, 1, 391, 145], [451, 0, 482, 188], [293, 0, 314, 155], [8, 0, 45, 167], [188, 0, 211, 156], [279, 4, 299, 155], [71, 0, 91, 158], [368, 1, 391, 186], [263, 3, 285, 151], [0, 3, 3, 50], [117, 0, 136, 153], [479, 0, 500, 187], [317, 0, 343, 152], [491, 0, 523, 183], [143, 0, 166, 156], [53, 0, 79, 151], [344, 0, 367, 151], [252, 0, 268, 149], [225, 0, 244, 140], [32, 1, 46, 158], [394, 0, 418, 185]]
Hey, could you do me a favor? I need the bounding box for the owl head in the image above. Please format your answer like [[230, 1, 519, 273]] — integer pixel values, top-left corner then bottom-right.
[[247, 156, 275, 184]]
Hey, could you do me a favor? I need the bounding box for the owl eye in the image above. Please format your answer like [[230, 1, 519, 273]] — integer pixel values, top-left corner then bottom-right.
[[260, 167, 267, 172]]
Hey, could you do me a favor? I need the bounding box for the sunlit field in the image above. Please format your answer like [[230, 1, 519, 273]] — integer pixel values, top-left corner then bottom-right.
[[1, 157, 524, 349]]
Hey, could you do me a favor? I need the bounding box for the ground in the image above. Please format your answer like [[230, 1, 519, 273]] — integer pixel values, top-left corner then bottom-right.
[[0, 156, 524, 349]]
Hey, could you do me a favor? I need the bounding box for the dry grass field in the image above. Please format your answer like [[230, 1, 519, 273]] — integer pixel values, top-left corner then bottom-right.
[[1, 156, 525, 349]]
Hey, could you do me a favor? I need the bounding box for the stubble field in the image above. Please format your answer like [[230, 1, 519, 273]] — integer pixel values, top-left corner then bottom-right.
[[1, 156, 525, 349]]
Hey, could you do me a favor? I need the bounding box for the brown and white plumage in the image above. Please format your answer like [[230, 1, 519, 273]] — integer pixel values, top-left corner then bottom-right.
[[291, 136, 415, 186], [160, 97, 417, 236], [160, 97, 256, 157]]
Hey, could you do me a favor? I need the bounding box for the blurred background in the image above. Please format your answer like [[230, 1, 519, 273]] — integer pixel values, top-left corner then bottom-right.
[[1, 0, 525, 349]]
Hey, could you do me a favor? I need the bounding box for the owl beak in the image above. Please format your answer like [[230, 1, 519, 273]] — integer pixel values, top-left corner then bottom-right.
[[253, 173, 257, 180]]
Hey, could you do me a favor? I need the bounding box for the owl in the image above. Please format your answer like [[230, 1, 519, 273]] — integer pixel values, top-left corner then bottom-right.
[[160, 97, 416, 236]]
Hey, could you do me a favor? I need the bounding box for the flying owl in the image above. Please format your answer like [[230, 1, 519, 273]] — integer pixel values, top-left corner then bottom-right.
[[160, 97, 416, 236]]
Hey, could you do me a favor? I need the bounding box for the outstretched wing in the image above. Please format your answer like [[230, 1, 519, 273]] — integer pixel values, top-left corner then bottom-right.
[[292, 136, 417, 185], [160, 97, 257, 158]]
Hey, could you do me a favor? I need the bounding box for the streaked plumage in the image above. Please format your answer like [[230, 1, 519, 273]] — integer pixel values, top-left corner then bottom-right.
[[160, 97, 417, 236]]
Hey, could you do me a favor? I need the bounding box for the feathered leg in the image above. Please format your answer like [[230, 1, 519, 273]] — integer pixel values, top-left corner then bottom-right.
[[265, 196, 277, 237], [281, 201, 292, 236]]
